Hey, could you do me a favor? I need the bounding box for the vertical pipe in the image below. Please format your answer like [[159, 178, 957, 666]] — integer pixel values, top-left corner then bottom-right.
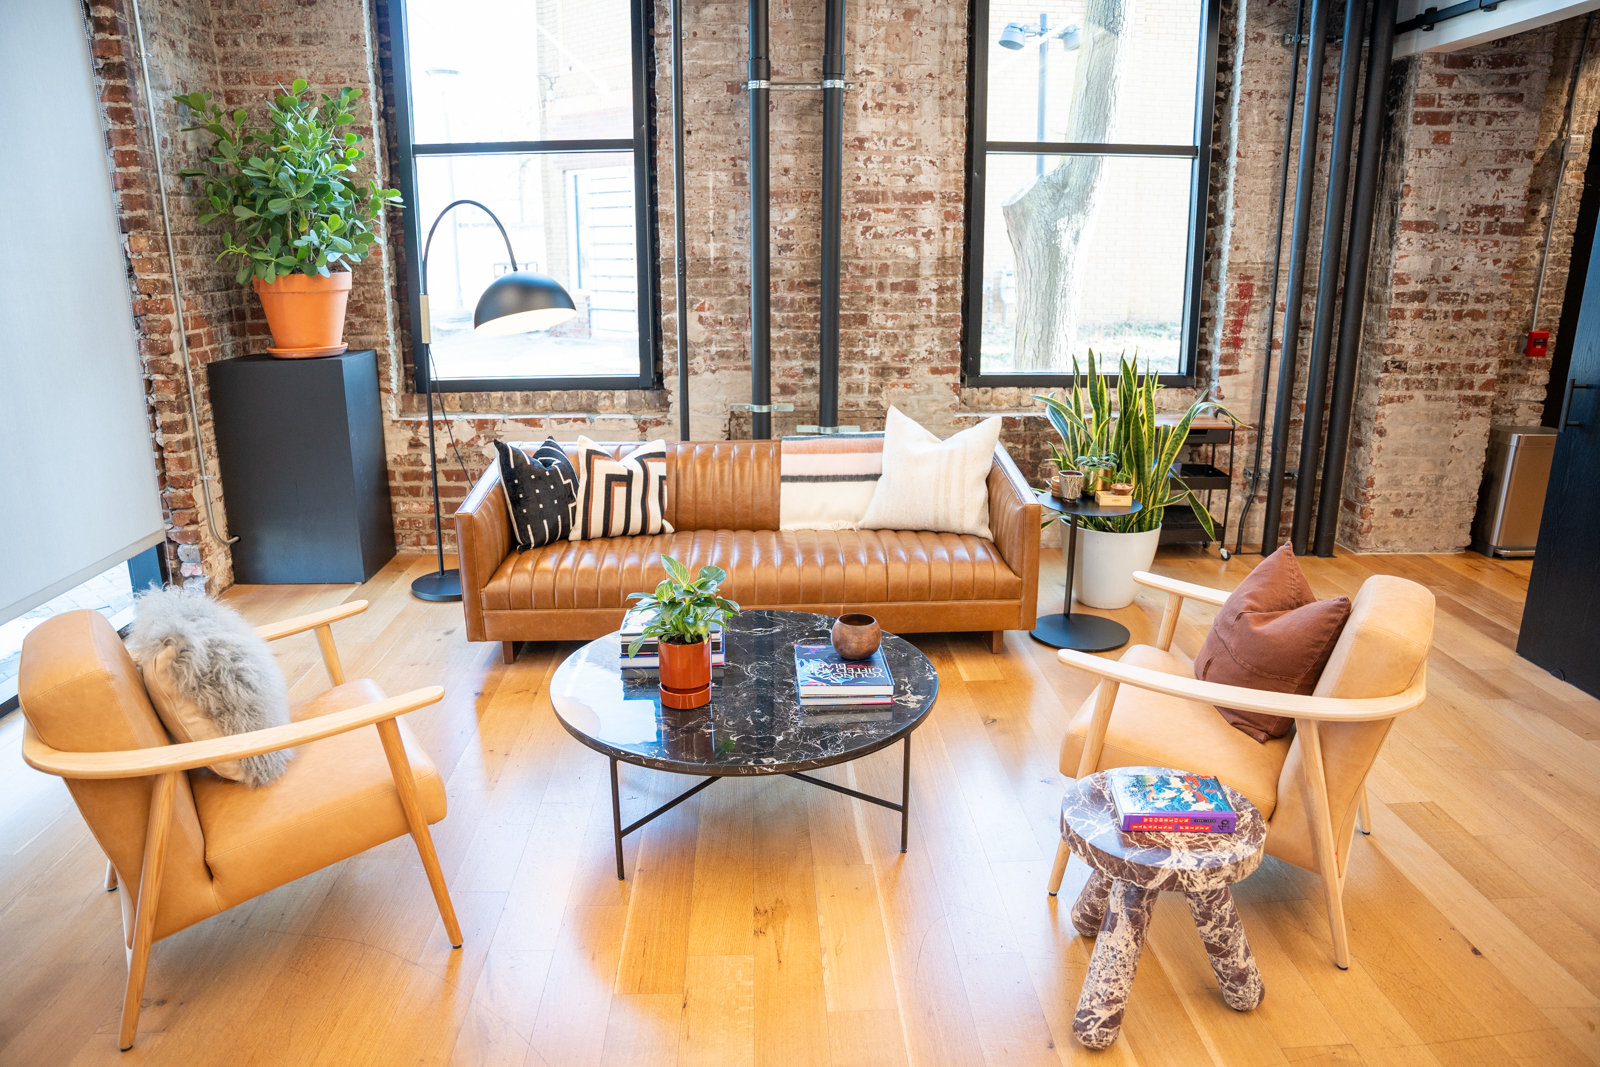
[[748, 0, 772, 440], [819, 0, 846, 430], [1290, 0, 1368, 552], [672, 0, 691, 441], [1261, 0, 1332, 550], [1315, 0, 1397, 554], [1234, 0, 1306, 556]]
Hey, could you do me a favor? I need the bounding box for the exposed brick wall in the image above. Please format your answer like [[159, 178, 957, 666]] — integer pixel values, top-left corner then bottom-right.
[[85, 0, 249, 591], [1338, 27, 1587, 551], [89, 0, 1600, 575], [1208, 10, 1599, 553]]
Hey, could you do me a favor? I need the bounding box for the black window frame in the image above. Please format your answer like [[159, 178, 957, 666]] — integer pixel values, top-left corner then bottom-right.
[[961, 0, 1222, 389], [387, 0, 659, 394]]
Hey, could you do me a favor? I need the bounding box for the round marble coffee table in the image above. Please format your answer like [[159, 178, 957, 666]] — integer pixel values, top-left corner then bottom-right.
[[549, 609, 940, 879], [1060, 767, 1267, 1049]]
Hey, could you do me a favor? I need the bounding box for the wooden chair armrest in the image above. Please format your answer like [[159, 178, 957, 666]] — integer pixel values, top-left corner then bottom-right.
[[22, 685, 444, 779], [1056, 649, 1428, 722], [254, 600, 368, 642], [1132, 571, 1231, 607]]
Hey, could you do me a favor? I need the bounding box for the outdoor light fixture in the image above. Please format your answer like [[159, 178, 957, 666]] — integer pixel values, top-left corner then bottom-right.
[[410, 199, 577, 603], [999, 14, 1083, 175]]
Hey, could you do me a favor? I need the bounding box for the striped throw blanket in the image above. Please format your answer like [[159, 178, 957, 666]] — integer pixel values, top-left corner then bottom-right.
[[779, 432, 885, 530]]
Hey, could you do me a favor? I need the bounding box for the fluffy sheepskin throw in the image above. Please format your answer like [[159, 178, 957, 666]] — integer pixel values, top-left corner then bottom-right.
[[127, 587, 293, 788]]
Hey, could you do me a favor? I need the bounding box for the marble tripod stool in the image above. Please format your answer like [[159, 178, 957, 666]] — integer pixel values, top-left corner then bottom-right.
[[1056, 768, 1268, 1049]]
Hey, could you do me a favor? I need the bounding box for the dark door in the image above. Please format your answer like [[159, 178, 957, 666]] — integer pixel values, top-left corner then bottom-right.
[[1519, 220, 1600, 697]]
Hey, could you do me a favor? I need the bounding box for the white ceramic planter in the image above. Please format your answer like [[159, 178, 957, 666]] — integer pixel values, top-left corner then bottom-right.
[[1073, 525, 1162, 609]]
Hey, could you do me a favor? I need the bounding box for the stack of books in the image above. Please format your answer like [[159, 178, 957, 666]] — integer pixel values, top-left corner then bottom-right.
[[794, 640, 894, 707], [618, 608, 725, 669], [1107, 770, 1237, 833]]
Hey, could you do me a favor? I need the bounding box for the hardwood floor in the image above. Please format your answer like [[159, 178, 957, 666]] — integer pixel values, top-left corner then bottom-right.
[[2, 547, 1597, 1066]]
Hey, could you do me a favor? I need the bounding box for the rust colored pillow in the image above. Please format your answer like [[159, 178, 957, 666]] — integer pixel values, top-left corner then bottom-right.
[[1195, 544, 1352, 742]]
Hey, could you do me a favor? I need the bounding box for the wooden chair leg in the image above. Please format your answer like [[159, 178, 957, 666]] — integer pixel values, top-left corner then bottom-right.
[[990, 630, 1005, 654], [105, 859, 118, 892], [314, 623, 346, 686], [121, 772, 177, 1050], [502, 641, 518, 664], [1074, 681, 1121, 780], [1296, 718, 1351, 969], [1357, 785, 1372, 835], [1048, 839, 1072, 896], [375, 718, 464, 948], [1155, 591, 1183, 652]]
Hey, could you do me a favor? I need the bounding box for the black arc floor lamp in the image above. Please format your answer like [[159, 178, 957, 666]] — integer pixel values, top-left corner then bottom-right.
[[411, 199, 576, 603]]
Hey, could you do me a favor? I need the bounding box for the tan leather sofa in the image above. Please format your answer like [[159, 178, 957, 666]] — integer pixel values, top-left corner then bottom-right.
[[456, 440, 1042, 659]]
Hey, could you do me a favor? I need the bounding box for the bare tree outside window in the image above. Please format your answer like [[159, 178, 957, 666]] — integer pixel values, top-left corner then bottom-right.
[[1001, 0, 1128, 372]]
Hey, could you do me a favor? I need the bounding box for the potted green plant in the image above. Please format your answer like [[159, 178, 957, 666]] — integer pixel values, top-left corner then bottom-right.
[[626, 555, 741, 709], [175, 81, 403, 357], [1034, 353, 1236, 608]]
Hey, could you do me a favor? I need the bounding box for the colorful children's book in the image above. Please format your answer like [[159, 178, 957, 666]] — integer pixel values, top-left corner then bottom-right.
[[1107, 771, 1237, 833]]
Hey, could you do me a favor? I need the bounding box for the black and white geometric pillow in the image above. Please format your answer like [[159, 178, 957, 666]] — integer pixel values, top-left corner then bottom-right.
[[495, 438, 578, 551], [569, 436, 673, 540]]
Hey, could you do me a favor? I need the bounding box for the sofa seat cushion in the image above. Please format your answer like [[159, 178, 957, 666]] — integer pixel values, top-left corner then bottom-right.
[[482, 528, 1023, 611], [191, 678, 446, 909], [1058, 644, 1291, 819]]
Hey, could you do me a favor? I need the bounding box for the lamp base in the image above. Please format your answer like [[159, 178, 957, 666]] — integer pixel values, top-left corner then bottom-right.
[[411, 569, 463, 603]]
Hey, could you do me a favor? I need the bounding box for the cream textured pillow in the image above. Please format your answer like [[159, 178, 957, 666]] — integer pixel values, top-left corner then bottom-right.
[[858, 408, 1002, 538]]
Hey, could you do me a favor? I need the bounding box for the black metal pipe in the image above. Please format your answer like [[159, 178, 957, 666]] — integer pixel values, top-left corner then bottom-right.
[[1261, 0, 1332, 550], [749, 0, 772, 440], [1314, 0, 1398, 554], [1291, 0, 1367, 552], [819, 0, 846, 430], [1235, 0, 1307, 557], [673, 0, 690, 441]]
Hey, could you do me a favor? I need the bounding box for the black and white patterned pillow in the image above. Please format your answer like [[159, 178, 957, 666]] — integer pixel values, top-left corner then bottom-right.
[[570, 436, 673, 540], [495, 438, 578, 550]]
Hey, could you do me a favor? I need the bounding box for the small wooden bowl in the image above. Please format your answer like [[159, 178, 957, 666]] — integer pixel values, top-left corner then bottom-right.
[[831, 613, 882, 660]]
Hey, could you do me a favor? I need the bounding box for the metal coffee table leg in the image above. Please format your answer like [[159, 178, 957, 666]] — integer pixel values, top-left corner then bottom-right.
[[1186, 887, 1264, 1010], [1073, 879, 1157, 1050]]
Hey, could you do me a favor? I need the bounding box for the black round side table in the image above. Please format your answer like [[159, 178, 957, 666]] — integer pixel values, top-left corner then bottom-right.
[[1030, 490, 1143, 653]]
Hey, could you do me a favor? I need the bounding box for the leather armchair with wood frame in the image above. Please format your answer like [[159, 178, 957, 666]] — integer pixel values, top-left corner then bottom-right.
[[1046, 569, 1435, 969], [17, 602, 461, 1050], [455, 440, 1042, 659]]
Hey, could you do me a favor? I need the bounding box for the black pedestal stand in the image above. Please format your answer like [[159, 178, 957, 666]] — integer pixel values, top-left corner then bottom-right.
[[1030, 491, 1143, 653]]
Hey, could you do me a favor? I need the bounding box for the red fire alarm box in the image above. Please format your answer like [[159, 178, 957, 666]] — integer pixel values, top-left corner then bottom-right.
[[1526, 330, 1550, 358]]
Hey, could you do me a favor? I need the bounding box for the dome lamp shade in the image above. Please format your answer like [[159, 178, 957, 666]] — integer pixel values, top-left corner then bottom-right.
[[473, 271, 578, 336]]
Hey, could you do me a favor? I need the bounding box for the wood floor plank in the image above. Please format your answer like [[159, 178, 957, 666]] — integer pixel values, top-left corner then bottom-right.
[[679, 954, 755, 1067], [825, 1009, 911, 1067], [814, 864, 897, 1013]]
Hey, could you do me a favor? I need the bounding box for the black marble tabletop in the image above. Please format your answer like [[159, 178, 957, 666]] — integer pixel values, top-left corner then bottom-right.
[[549, 609, 940, 776]]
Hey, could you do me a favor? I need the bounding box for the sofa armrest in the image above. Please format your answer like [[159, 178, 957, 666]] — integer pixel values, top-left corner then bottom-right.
[[455, 463, 511, 642], [987, 444, 1042, 629]]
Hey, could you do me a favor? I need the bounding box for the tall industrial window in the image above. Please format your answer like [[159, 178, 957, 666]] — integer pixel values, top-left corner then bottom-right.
[[390, 0, 656, 391], [963, 0, 1219, 385]]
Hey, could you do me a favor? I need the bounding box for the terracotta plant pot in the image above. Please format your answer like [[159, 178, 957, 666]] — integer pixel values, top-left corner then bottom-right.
[[658, 638, 713, 709], [252, 271, 353, 357], [830, 613, 882, 661]]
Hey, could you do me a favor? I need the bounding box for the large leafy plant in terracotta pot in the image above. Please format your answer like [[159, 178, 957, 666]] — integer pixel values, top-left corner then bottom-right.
[[626, 556, 740, 710], [176, 80, 402, 357]]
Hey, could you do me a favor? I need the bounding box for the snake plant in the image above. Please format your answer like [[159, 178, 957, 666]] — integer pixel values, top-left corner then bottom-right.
[[1033, 353, 1236, 536]]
